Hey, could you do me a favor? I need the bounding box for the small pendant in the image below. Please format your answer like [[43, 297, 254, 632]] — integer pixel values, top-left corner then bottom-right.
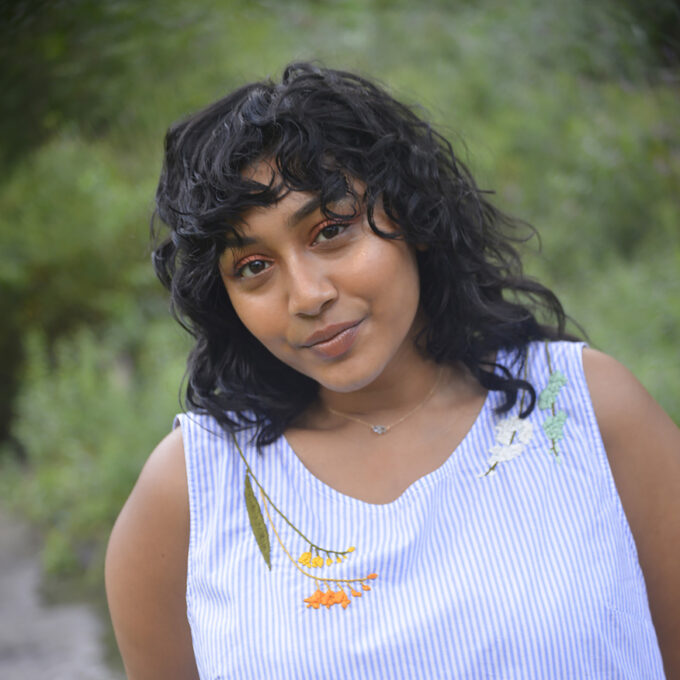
[[371, 425, 387, 435]]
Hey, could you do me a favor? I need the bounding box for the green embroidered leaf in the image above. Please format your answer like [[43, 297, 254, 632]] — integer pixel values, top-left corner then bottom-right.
[[244, 473, 271, 570], [542, 410, 568, 441], [538, 371, 568, 410]]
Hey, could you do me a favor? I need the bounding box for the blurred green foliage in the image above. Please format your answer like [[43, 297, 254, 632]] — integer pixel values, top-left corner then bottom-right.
[[0, 323, 189, 586], [0, 0, 678, 585]]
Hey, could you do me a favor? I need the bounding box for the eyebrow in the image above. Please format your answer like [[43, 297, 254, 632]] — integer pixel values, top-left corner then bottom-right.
[[222, 196, 323, 250], [223, 233, 257, 249], [286, 196, 322, 228]]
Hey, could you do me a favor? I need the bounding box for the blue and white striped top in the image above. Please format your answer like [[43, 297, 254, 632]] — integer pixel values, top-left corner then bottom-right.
[[176, 341, 664, 678]]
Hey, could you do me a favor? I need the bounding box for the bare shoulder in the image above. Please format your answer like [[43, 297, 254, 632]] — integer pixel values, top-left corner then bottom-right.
[[105, 427, 199, 679], [582, 348, 679, 453], [582, 347, 680, 676]]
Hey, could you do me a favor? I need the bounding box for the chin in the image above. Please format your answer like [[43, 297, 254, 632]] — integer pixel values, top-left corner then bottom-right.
[[317, 379, 367, 394], [311, 364, 385, 394]]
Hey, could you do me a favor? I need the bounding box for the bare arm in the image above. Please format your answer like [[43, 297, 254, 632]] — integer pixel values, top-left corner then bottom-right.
[[105, 427, 199, 680], [583, 348, 680, 677]]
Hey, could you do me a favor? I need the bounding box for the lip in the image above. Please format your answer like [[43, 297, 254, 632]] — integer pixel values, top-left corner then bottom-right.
[[301, 319, 363, 359], [302, 320, 363, 348]]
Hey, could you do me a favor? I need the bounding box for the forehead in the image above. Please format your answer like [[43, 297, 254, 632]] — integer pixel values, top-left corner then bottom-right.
[[238, 191, 321, 238], [237, 159, 361, 231]]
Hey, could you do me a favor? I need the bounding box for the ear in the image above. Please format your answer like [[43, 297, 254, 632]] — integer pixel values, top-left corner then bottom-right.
[[414, 243, 428, 252]]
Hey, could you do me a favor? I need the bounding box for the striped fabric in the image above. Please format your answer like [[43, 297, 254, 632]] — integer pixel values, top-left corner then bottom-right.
[[176, 341, 665, 679]]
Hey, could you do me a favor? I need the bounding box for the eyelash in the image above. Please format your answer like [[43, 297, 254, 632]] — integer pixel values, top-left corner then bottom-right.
[[232, 220, 351, 280], [233, 256, 273, 279], [311, 220, 350, 244]]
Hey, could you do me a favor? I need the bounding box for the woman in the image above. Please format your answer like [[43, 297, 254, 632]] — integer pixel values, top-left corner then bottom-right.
[[105, 63, 680, 678]]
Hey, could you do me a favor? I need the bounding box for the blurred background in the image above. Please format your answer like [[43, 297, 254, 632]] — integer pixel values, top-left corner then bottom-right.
[[1, 0, 678, 674]]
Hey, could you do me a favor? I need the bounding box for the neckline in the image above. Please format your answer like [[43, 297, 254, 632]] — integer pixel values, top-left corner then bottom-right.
[[280, 349, 504, 510]]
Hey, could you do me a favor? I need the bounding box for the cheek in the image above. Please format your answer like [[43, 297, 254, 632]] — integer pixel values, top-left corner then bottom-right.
[[354, 242, 420, 316], [230, 295, 278, 343], [220, 276, 282, 349]]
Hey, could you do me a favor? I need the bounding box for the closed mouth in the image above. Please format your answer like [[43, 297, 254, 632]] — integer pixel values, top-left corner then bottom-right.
[[302, 320, 363, 348]]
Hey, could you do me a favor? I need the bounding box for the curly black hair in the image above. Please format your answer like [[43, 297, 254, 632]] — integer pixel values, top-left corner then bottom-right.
[[152, 61, 575, 447]]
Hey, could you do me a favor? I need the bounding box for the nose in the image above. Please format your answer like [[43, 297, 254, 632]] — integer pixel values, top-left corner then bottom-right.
[[285, 255, 337, 317]]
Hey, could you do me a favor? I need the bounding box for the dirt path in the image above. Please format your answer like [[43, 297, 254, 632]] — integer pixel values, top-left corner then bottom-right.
[[0, 508, 123, 680]]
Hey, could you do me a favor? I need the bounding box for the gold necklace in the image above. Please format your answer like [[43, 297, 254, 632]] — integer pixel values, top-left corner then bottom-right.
[[326, 368, 443, 435]]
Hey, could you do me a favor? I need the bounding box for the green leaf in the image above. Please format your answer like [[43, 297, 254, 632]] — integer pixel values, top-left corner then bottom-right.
[[244, 473, 271, 570], [542, 410, 568, 441]]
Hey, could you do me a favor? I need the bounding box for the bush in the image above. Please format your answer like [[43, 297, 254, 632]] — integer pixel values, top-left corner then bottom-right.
[[0, 322, 189, 585]]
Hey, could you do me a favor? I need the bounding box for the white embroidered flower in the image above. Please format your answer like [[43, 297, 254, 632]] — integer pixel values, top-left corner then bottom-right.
[[479, 414, 535, 478], [494, 415, 533, 445], [487, 442, 525, 464]]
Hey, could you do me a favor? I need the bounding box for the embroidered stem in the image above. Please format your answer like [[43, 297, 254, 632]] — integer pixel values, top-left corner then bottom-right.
[[232, 433, 352, 558], [544, 339, 554, 374], [260, 487, 377, 588]]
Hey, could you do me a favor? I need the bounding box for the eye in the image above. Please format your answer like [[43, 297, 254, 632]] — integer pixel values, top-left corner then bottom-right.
[[312, 221, 349, 244], [235, 258, 272, 279]]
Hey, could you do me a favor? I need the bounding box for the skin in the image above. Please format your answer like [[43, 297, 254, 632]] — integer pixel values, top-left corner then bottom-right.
[[105, 171, 680, 678]]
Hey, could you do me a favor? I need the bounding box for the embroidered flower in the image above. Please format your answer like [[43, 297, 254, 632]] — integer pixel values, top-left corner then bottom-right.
[[297, 546, 354, 569], [488, 442, 525, 464], [494, 415, 534, 445], [303, 573, 377, 609], [479, 416, 533, 477], [304, 587, 351, 610]]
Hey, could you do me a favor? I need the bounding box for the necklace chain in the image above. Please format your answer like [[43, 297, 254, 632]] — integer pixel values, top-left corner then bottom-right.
[[326, 368, 443, 435]]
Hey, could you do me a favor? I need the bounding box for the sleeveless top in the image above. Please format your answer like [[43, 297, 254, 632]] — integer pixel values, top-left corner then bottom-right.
[[175, 341, 665, 679]]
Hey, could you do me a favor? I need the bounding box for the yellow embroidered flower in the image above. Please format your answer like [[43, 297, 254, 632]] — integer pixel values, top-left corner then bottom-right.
[[298, 549, 356, 569]]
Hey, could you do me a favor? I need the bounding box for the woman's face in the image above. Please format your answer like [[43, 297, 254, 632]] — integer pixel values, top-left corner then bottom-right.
[[218, 167, 422, 394]]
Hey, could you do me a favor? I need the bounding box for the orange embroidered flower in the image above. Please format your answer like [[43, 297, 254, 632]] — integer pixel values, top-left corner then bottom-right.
[[300, 569, 378, 608], [305, 587, 351, 609], [338, 591, 351, 609], [304, 589, 323, 609]]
